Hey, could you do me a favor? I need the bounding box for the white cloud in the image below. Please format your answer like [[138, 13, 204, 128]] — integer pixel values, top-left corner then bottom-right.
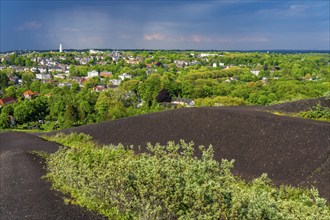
[[289, 5, 309, 11], [63, 27, 79, 32], [144, 33, 166, 41], [237, 36, 269, 42], [189, 35, 212, 43], [16, 21, 42, 31]]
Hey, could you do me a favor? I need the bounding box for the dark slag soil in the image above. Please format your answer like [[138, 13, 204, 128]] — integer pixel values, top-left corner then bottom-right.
[[265, 96, 330, 113], [57, 105, 330, 200], [1, 97, 329, 220], [0, 132, 107, 220]]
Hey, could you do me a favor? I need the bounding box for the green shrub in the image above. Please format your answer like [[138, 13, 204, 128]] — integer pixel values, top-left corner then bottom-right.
[[195, 96, 247, 107], [45, 133, 330, 219], [299, 104, 330, 121], [42, 132, 97, 149]]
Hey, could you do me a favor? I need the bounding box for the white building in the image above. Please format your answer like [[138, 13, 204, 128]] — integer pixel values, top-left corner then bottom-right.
[[36, 73, 52, 80], [53, 74, 66, 79], [110, 79, 122, 86], [171, 98, 195, 107], [59, 44, 62, 53], [90, 49, 102, 54], [200, 53, 217, 57], [58, 82, 72, 87], [119, 73, 132, 80], [87, 70, 99, 78], [251, 70, 260, 76]]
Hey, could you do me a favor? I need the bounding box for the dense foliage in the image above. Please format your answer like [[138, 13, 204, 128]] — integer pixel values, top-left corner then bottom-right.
[[299, 104, 330, 121], [44, 133, 330, 219], [1, 51, 329, 130]]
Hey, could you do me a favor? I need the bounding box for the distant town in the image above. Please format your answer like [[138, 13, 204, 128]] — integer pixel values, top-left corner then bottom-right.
[[1, 45, 326, 90], [0, 45, 329, 130]]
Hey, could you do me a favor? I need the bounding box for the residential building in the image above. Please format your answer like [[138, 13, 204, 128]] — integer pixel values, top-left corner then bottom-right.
[[251, 70, 260, 76], [171, 98, 195, 107], [100, 71, 113, 78], [93, 84, 107, 92], [87, 70, 99, 78], [110, 79, 122, 86], [36, 73, 52, 80], [119, 73, 132, 80], [23, 90, 36, 99], [58, 82, 72, 87], [0, 97, 16, 107]]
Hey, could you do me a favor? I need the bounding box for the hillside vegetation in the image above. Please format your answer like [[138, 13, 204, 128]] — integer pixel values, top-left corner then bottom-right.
[[43, 133, 329, 219], [51, 105, 330, 199], [1, 51, 329, 130]]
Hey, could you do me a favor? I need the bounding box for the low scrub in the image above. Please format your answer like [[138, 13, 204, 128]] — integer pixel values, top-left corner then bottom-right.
[[195, 96, 247, 107], [42, 132, 97, 149], [299, 104, 330, 121], [45, 133, 329, 219]]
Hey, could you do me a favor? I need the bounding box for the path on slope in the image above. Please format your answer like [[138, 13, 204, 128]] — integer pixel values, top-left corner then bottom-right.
[[59, 107, 330, 200], [0, 132, 106, 220]]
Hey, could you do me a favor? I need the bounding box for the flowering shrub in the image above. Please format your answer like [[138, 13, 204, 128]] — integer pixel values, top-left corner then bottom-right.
[[45, 133, 330, 219]]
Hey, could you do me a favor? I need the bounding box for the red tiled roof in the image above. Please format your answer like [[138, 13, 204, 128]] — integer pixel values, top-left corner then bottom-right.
[[0, 97, 16, 106], [100, 72, 113, 78], [23, 90, 34, 96]]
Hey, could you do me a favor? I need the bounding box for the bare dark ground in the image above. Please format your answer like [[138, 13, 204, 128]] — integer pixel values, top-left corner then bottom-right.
[[1, 98, 329, 219], [265, 97, 330, 113], [0, 132, 107, 220], [55, 106, 330, 201]]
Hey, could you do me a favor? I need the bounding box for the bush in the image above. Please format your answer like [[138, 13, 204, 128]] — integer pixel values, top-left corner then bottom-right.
[[42, 132, 97, 149], [195, 96, 247, 107], [299, 104, 330, 121], [45, 133, 330, 219]]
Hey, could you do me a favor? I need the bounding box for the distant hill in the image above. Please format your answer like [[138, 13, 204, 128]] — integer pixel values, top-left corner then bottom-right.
[[50, 103, 330, 200]]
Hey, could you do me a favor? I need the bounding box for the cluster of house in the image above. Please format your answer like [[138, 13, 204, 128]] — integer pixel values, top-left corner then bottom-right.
[[0, 50, 123, 75], [1, 51, 288, 109], [46, 70, 133, 92], [0, 90, 39, 107]]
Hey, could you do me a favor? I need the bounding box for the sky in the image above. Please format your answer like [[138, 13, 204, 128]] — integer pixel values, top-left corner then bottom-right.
[[1, 0, 329, 51]]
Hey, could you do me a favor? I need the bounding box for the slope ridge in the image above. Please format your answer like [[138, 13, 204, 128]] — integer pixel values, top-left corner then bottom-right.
[[51, 107, 330, 200]]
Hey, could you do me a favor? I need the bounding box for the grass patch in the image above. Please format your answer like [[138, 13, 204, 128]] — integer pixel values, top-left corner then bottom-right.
[[41, 132, 98, 149], [1, 128, 47, 133], [43, 132, 330, 219], [298, 104, 330, 122], [268, 104, 330, 123], [29, 150, 49, 159]]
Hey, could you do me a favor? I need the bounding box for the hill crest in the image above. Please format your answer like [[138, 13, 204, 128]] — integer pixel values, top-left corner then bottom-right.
[[52, 106, 330, 200]]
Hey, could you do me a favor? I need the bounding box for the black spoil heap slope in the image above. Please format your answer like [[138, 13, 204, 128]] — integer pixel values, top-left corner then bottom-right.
[[55, 107, 330, 200]]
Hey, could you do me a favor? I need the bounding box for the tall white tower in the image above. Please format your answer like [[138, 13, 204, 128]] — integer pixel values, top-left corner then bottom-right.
[[59, 44, 62, 52]]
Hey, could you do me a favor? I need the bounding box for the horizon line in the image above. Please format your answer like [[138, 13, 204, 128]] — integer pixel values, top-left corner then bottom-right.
[[1, 48, 330, 53]]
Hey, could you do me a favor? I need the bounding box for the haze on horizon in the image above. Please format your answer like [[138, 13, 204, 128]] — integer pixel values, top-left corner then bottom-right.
[[1, 0, 329, 51]]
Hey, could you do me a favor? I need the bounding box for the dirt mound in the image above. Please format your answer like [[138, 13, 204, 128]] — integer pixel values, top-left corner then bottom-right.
[[265, 97, 330, 113], [51, 107, 330, 200]]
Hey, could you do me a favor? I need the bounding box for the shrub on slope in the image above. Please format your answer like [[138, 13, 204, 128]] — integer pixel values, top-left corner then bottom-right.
[[44, 133, 330, 219], [299, 104, 330, 121]]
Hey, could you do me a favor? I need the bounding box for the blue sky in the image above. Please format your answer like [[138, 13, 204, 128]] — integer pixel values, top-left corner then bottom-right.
[[1, 0, 329, 51]]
